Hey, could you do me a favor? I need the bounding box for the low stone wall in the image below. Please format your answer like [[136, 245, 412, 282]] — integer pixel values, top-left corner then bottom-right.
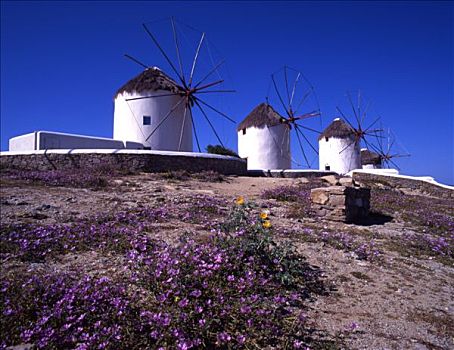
[[247, 169, 337, 178], [352, 172, 454, 200], [311, 186, 371, 223], [0, 150, 247, 176]]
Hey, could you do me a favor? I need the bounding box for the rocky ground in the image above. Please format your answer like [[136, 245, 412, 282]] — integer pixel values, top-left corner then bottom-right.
[[1, 169, 453, 350]]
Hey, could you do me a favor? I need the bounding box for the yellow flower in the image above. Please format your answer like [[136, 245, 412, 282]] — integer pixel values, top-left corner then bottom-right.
[[260, 212, 268, 220], [174, 296, 180, 302], [262, 220, 271, 229], [236, 196, 245, 206]]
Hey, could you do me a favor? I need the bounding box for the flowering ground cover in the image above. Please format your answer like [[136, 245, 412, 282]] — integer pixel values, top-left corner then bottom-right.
[[1, 196, 338, 349], [369, 188, 454, 264], [1, 171, 453, 349], [1, 166, 131, 189]]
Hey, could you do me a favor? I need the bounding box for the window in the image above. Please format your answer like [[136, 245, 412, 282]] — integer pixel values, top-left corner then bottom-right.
[[325, 165, 330, 171], [242, 128, 246, 135], [325, 137, 329, 142], [143, 116, 151, 125]]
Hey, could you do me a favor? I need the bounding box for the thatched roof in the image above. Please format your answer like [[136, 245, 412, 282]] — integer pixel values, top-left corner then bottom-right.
[[318, 118, 355, 140], [237, 103, 285, 131], [115, 67, 184, 98], [361, 148, 382, 165]]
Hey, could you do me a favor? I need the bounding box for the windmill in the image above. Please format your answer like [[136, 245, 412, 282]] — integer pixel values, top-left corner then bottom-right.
[[265, 66, 322, 168], [318, 91, 383, 174], [114, 17, 235, 152], [335, 90, 383, 155], [371, 126, 411, 170]]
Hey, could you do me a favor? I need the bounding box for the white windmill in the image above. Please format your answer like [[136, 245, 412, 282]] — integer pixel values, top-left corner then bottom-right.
[[237, 66, 321, 170], [114, 18, 235, 152]]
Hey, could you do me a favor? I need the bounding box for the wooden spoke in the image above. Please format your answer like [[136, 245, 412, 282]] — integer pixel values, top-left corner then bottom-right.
[[194, 99, 224, 147], [124, 54, 148, 69], [178, 102, 189, 151], [193, 60, 225, 89], [143, 23, 186, 87], [189, 32, 205, 86], [195, 79, 224, 91], [339, 138, 357, 155], [195, 97, 236, 123], [295, 123, 321, 134], [126, 92, 181, 102], [295, 88, 313, 115], [295, 125, 318, 155], [294, 127, 310, 168], [188, 106, 201, 152], [272, 74, 290, 117], [347, 91, 361, 126], [145, 97, 185, 142], [284, 66, 291, 107], [289, 72, 301, 110], [171, 17, 186, 86], [195, 90, 235, 94]]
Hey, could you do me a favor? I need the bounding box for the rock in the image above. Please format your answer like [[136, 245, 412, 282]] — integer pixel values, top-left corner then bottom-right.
[[321, 175, 339, 186], [35, 204, 52, 211], [311, 188, 330, 205], [311, 186, 371, 223], [339, 177, 354, 186]]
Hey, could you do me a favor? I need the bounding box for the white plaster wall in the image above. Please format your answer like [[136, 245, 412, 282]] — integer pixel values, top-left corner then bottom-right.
[[362, 164, 382, 169], [319, 137, 361, 174], [9, 132, 37, 151], [114, 90, 192, 152], [238, 124, 291, 170], [38, 132, 125, 150], [9, 131, 130, 151]]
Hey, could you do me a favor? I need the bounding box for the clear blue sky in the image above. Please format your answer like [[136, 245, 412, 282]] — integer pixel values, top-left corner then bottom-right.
[[1, 1, 453, 184]]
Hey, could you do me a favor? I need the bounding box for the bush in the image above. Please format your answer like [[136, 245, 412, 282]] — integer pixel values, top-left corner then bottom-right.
[[205, 145, 239, 158]]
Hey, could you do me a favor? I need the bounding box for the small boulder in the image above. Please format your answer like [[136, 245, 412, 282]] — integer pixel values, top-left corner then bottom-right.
[[311, 188, 330, 205], [339, 177, 354, 187], [321, 175, 339, 186]]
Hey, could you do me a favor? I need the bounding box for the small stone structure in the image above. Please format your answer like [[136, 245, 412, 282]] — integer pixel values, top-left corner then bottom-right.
[[311, 186, 370, 223]]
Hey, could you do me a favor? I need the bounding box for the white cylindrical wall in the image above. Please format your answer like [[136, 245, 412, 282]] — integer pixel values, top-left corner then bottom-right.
[[238, 124, 291, 170], [362, 163, 382, 170], [319, 137, 361, 174], [113, 90, 192, 151]]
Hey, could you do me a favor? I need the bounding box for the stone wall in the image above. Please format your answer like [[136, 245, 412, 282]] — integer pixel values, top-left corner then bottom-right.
[[311, 186, 371, 223], [247, 170, 337, 178], [0, 151, 247, 176], [352, 172, 454, 200]]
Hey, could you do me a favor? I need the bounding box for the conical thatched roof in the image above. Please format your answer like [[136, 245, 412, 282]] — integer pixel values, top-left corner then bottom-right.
[[237, 103, 285, 131], [361, 148, 382, 165], [115, 67, 184, 98], [318, 118, 355, 140]]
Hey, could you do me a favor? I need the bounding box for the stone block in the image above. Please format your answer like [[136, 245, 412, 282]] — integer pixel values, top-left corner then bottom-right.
[[321, 175, 339, 186], [311, 185, 370, 223], [339, 177, 354, 186], [311, 188, 330, 205]]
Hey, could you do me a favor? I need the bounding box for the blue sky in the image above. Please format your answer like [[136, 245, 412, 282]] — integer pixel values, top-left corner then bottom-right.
[[1, 1, 453, 184]]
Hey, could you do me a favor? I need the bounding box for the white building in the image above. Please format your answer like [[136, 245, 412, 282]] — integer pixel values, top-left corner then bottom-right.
[[113, 67, 192, 152], [237, 103, 291, 170], [8, 131, 143, 152], [318, 118, 361, 174], [361, 148, 382, 169]]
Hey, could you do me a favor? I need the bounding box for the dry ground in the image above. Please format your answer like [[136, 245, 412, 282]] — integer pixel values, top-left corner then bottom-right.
[[1, 173, 453, 350]]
